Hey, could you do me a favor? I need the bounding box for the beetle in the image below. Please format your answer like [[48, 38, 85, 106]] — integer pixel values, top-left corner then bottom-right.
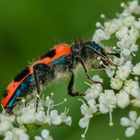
[[1, 41, 118, 113]]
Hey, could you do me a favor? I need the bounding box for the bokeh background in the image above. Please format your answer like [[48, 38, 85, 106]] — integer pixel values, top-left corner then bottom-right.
[[0, 0, 140, 140]]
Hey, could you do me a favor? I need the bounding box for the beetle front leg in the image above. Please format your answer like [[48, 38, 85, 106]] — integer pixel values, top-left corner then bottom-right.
[[78, 58, 102, 84]]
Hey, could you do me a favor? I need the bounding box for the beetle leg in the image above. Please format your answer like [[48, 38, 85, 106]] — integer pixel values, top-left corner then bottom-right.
[[78, 58, 102, 84], [68, 70, 85, 96], [33, 63, 52, 112], [33, 65, 41, 112]]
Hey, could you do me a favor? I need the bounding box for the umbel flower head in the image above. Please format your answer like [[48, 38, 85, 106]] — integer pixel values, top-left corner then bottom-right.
[[0, 94, 72, 140], [79, 0, 140, 139]]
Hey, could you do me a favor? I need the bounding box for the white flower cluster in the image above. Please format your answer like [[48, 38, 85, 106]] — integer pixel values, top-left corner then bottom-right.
[[0, 112, 29, 140], [0, 94, 71, 140], [79, 0, 140, 138], [16, 96, 71, 126]]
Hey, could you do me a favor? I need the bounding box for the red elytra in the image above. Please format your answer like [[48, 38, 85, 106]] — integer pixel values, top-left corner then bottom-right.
[[2, 44, 71, 108]]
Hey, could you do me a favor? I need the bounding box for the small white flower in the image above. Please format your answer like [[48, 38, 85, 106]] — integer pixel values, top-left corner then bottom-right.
[[123, 79, 140, 97], [132, 62, 140, 75], [121, 49, 131, 58], [104, 20, 120, 34], [130, 44, 138, 52], [116, 61, 132, 80], [0, 121, 12, 134], [79, 116, 91, 139], [17, 113, 36, 124], [134, 19, 140, 29], [116, 90, 130, 109], [98, 90, 117, 126], [35, 110, 46, 124], [60, 109, 72, 126], [98, 90, 117, 114], [44, 96, 54, 109], [49, 110, 62, 125], [131, 95, 140, 107], [93, 29, 111, 42], [110, 76, 123, 90], [129, 111, 137, 121], [80, 103, 93, 117], [85, 84, 103, 100], [87, 99, 98, 113], [120, 111, 140, 137], [125, 127, 135, 137], [62, 116, 72, 126], [79, 116, 90, 129], [34, 136, 43, 140], [14, 128, 29, 140], [124, 16, 135, 27], [98, 103, 109, 114], [41, 129, 49, 139], [120, 117, 130, 127], [4, 131, 13, 140], [116, 26, 128, 39], [35, 129, 53, 140], [105, 67, 115, 78], [128, 0, 139, 14]]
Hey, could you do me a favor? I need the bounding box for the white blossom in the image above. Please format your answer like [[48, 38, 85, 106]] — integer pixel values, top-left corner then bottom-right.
[[84, 83, 103, 100], [98, 90, 117, 113], [116, 90, 130, 109], [131, 95, 140, 107], [49, 110, 62, 125], [120, 111, 140, 137], [40, 129, 53, 140], [98, 90, 117, 126], [3, 128, 29, 140], [105, 67, 115, 78], [80, 103, 93, 117], [132, 62, 140, 75], [116, 61, 132, 80], [79, 116, 90, 129], [34, 136, 43, 140], [104, 20, 120, 34], [116, 26, 129, 39], [110, 76, 123, 90], [4, 131, 13, 140], [93, 29, 111, 42], [59, 108, 72, 126], [0, 113, 15, 134], [134, 19, 140, 29], [123, 79, 140, 97], [125, 127, 135, 137]]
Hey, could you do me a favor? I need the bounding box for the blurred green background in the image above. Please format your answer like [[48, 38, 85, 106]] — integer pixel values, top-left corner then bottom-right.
[[0, 0, 140, 140]]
